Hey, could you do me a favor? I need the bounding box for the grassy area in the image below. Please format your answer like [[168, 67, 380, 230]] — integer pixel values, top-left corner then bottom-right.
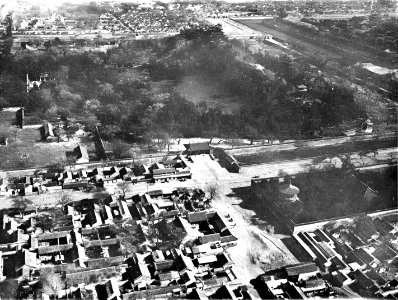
[[236, 138, 396, 165], [175, 75, 242, 113]]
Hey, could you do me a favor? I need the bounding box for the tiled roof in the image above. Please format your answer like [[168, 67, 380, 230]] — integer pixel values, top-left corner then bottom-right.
[[184, 142, 210, 152], [285, 262, 318, 277], [187, 211, 207, 223]]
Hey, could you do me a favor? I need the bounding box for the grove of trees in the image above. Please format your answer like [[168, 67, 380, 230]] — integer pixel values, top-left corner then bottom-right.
[[0, 27, 374, 156]]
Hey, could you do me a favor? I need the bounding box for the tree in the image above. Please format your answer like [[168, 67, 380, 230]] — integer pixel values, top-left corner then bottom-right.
[[40, 268, 64, 299], [276, 7, 288, 19], [36, 214, 53, 232], [146, 214, 160, 248], [59, 195, 71, 207], [47, 160, 66, 173], [167, 222, 187, 249], [112, 141, 131, 159], [117, 181, 128, 199], [110, 220, 145, 257], [128, 147, 141, 164], [206, 184, 219, 200], [0, 279, 18, 299], [244, 125, 259, 145], [65, 124, 79, 141], [339, 154, 355, 172], [11, 197, 33, 216]]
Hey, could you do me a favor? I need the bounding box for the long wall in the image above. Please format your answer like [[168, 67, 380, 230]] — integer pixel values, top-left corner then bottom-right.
[[292, 208, 398, 234]]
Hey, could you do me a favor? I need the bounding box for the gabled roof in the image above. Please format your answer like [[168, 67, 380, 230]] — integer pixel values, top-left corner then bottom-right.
[[285, 262, 318, 277], [75, 144, 89, 161], [175, 255, 195, 271], [154, 259, 174, 271], [152, 168, 176, 175], [128, 263, 151, 281], [38, 243, 74, 255], [354, 248, 374, 265], [302, 278, 326, 290], [38, 231, 69, 241], [187, 211, 207, 223], [159, 270, 180, 282], [213, 284, 238, 300], [24, 250, 38, 268], [43, 122, 54, 137], [348, 269, 374, 289], [187, 288, 209, 300], [199, 233, 221, 244], [84, 238, 119, 248], [279, 183, 300, 196], [372, 244, 397, 261], [197, 255, 217, 265], [184, 142, 210, 152]]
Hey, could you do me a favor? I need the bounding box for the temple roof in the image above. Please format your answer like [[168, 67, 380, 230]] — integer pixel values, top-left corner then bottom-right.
[[279, 183, 300, 196]]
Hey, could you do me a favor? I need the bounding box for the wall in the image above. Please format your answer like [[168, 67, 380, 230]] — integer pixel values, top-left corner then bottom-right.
[[292, 208, 398, 233]]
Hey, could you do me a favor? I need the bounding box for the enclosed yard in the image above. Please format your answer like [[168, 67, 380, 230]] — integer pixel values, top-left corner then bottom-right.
[[0, 110, 93, 170], [253, 167, 397, 225]]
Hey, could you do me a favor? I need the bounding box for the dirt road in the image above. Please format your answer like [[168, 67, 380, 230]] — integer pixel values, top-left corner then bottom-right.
[[187, 155, 299, 284]]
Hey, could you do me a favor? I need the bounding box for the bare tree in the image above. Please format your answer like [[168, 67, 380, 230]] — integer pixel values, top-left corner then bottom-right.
[[58, 195, 71, 207], [110, 220, 145, 257], [206, 184, 219, 200], [40, 268, 64, 299], [146, 214, 160, 249], [117, 181, 128, 199], [11, 197, 33, 216]]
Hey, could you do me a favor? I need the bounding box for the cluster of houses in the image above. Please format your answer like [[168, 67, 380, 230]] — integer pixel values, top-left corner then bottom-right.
[[97, 13, 127, 33], [18, 13, 76, 32], [292, 214, 398, 298], [0, 155, 192, 197], [0, 185, 242, 299], [260, 262, 334, 299], [117, 3, 203, 34]]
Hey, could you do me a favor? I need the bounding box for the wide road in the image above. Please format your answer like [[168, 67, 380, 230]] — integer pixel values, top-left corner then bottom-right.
[[0, 132, 395, 179], [228, 132, 397, 156], [240, 147, 397, 179]]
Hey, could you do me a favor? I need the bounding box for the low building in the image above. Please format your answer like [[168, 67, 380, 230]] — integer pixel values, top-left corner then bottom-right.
[[42, 123, 55, 141], [75, 145, 89, 164], [184, 142, 211, 155]]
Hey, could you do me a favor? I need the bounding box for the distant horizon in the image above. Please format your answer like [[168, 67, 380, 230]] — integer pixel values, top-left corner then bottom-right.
[[0, 0, 384, 18]]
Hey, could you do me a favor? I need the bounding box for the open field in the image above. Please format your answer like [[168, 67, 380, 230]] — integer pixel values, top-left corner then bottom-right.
[[0, 110, 94, 171], [175, 75, 242, 113]]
